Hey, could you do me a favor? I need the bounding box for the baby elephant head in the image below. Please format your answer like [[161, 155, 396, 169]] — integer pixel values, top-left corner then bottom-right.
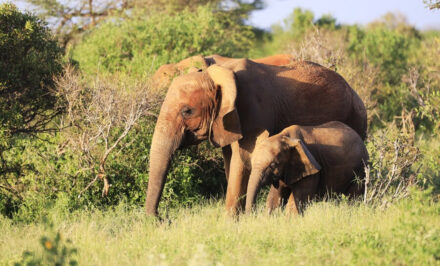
[[245, 131, 321, 213]]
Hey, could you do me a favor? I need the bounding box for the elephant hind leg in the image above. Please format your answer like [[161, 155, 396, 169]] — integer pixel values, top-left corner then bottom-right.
[[346, 163, 366, 198], [286, 193, 300, 216], [346, 180, 364, 198]]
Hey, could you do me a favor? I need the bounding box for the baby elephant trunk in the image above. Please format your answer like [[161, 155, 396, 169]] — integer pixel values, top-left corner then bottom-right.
[[245, 170, 265, 214]]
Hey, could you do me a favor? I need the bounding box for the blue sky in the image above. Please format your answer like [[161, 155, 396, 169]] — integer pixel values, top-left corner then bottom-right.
[[249, 0, 440, 30]]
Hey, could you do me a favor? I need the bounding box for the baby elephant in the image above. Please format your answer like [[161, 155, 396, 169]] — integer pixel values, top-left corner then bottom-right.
[[246, 121, 368, 215]]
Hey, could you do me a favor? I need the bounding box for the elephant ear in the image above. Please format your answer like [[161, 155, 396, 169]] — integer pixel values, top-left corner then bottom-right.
[[207, 65, 243, 147], [255, 129, 270, 144], [282, 137, 321, 185]]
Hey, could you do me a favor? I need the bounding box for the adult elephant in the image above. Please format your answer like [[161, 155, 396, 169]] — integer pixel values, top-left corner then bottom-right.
[[145, 59, 367, 216], [151, 54, 294, 89]]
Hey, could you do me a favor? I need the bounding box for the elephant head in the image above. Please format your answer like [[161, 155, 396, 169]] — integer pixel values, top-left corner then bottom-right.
[[151, 55, 209, 89], [145, 65, 243, 215], [245, 131, 321, 213]]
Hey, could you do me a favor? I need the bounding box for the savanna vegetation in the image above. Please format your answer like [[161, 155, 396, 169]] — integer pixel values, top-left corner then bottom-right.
[[1, 1, 439, 265]]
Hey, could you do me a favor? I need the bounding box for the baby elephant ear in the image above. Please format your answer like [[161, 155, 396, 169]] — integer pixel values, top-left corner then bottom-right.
[[255, 129, 270, 144], [282, 137, 321, 184]]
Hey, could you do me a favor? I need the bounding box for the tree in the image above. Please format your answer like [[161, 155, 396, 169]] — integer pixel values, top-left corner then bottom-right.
[[71, 5, 255, 77], [0, 3, 63, 136], [0, 3, 63, 197], [21, 0, 263, 47], [424, 0, 440, 9]]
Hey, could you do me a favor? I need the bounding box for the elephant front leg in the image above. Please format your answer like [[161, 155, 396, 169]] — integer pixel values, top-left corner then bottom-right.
[[222, 145, 232, 182], [266, 182, 291, 214], [266, 185, 282, 214], [287, 174, 320, 216], [225, 143, 249, 216]]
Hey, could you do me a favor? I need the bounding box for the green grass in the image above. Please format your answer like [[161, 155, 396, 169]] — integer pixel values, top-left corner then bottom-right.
[[1, 193, 439, 265]]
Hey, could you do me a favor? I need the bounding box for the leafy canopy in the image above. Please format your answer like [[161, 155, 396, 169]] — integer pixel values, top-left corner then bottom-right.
[[71, 5, 255, 77], [0, 3, 63, 136]]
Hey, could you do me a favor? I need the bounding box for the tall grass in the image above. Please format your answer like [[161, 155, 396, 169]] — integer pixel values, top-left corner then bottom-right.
[[2, 192, 439, 265]]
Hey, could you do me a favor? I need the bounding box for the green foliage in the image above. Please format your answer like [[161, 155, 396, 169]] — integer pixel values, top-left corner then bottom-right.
[[285, 8, 315, 39], [71, 5, 255, 77], [251, 8, 340, 57], [0, 3, 63, 133], [0, 134, 83, 221], [250, 8, 316, 57], [314, 14, 340, 30], [409, 37, 440, 132], [14, 217, 78, 266], [0, 4, 63, 211], [364, 120, 420, 206], [160, 143, 225, 211], [348, 25, 412, 85], [24, 0, 262, 47]]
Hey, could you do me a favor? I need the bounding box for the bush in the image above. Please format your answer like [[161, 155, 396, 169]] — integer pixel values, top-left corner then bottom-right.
[[71, 5, 255, 78], [0, 3, 63, 133], [0, 4, 63, 217], [364, 115, 420, 207], [347, 25, 412, 85]]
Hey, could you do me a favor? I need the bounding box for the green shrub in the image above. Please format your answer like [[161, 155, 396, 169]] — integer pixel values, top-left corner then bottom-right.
[[348, 25, 412, 85], [314, 14, 340, 30], [0, 3, 63, 133], [285, 8, 315, 39], [71, 5, 255, 77], [364, 119, 420, 206], [0, 3, 64, 219]]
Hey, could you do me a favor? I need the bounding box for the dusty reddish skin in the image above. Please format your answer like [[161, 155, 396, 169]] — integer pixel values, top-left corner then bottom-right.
[[246, 121, 368, 215], [145, 58, 367, 217], [151, 54, 294, 89], [252, 54, 294, 66]]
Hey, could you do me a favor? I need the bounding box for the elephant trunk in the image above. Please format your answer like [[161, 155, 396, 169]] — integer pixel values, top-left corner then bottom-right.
[[145, 117, 183, 216], [245, 170, 264, 214]]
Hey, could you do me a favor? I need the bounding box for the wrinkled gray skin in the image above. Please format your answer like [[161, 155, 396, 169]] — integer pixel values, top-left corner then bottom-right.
[[245, 121, 369, 215], [145, 59, 367, 216]]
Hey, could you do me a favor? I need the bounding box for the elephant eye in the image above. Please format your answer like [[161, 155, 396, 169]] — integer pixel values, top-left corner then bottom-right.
[[181, 106, 194, 118]]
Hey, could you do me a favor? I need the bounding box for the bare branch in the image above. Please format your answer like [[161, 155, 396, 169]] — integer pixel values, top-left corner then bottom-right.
[[363, 111, 420, 206], [55, 66, 160, 197]]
